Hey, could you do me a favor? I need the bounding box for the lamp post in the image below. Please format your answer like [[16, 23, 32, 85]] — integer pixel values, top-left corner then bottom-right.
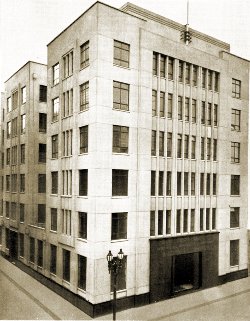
[[107, 249, 124, 321]]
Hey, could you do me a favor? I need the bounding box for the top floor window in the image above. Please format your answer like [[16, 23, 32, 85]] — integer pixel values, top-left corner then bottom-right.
[[7, 97, 11, 113], [39, 85, 47, 102], [232, 78, 241, 99], [63, 51, 73, 78], [214, 72, 219, 92], [192, 65, 198, 86], [80, 41, 89, 69], [21, 86, 26, 104], [153, 52, 157, 76], [178, 60, 184, 82], [52, 63, 59, 86], [160, 55, 166, 78], [12, 90, 18, 109], [114, 40, 130, 68], [168, 57, 174, 80], [113, 81, 129, 111]]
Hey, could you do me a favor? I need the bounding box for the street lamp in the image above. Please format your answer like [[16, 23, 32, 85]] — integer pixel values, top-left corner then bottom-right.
[[107, 249, 125, 321]]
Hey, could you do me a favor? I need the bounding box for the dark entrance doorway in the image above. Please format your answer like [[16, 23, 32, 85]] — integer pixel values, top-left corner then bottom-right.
[[172, 252, 201, 294], [9, 230, 18, 259]]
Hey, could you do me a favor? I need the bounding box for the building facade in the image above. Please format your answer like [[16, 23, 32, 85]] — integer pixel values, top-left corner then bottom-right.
[[0, 2, 249, 318], [0, 61, 47, 265]]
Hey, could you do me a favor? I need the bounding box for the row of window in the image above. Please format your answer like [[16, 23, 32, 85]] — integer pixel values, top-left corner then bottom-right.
[[3, 173, 46, 193], [6, 85, 47, 113]]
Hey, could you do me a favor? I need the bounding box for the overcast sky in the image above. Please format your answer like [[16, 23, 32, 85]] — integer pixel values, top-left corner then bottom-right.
[[0, 0, 249, 91]]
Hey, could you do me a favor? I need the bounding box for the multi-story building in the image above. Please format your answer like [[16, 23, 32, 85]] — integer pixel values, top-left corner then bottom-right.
[[0, 61, 47, 264], [0, 2, 249, 318]]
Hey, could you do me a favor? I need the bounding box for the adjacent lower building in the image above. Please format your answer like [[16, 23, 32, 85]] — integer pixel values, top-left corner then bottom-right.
[[0, 2, 249, 318]]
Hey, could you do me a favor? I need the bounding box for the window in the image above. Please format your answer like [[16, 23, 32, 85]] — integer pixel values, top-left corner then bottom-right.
[[63, 249, 71, 282], [6, 175, 10, 192], [185, 63, 191, 84], [231, 142, 240, 163], [52, 97, 59, 122], [232, 79, 241, 98], [19, 234, 24, 257], [62, 130, 73, 157], [192, 65, 198, 86], [185, 98, 189, 122], [208, 70, 212, 90], [201, 137, 205, 160], [151, 130, 156, 156], [78, 126, 89, 154], [231, 109, 241, 132], [112, 212, 127, 240], [150, 211, 155, 236], [20, 114, 26, 134], [39, 85, 47, 102], [37, 240, 43, 268], [51, 172, 58, 194], [38, 204, 46, 228], [213, 139, 217, 161], [168, 57, 174, 80], [113, 125, 129, 153], [160, 55, 166, 78], [207, 103, 212, 126], [214, 104, 218, 126], [52, 63, 59, 85], [206, 174, 210, 195], [6, 148, 10, 165], [178, 60, 184, 82], [12, 90, 18, 109], [184, 172, 189, 195], [112, 169, 128, 196], [200, 209, 204, 231], [167, 93, 173, 118], [214, 72, 219, 91], [12, 117, 17, 137], [158, 171, 164, 196], [113, 81, 129, 111], [153, 52, 158, 76], [160, 92, 165, 117], [166, 171, 171, 196], [78, 212, 87, 239], [202, 68, 206, 88], [151, 171, 156, 196], [191, 173, 195, 195], [178, 96, 183, 120], [6, 201, 10, 218], [7, 97, 12, 113], [80, 82, 89, 111], [20, 204, 25, 222], [51, 135, 58, 158], [111, 257, 127, 291], [192, 99, 196, 123], [207, 138, 211, 160], [39, 113, 47, 132], [11, 202, 17, 220], [158, 210, 163, 235], [213, 174, 217, 195], [191, 136, 196, 159], [50, 245, 57, 274], [184, 135, 189, 158], [79, 169, 88, 196], [230, 240, 239, 266], [167, 132, 172, 157], [21, 86, 26, 104], [39, 144, 46, 163], [177, 172, 182, 196], [176, 210, 181, 233], [201, 102, 205, 125], [63, 51, 73, 78], [7, 121, 11, 138], [230, 207, 240, 228], [62, 209, 71, 235], [80, 41, 89, 69], [177, 134, 182, 158], [11, 174, 17, 192], [152, 90, 157, 116], [78, 255, 87, 290], [51, 208, 57, 231], [114, 40, 130, 68], [166, 210, 171, 234], [206, 208, 210, 230], [159, 131, 164, 156], [231, 175, 240, 195], [62, 170, 72, 195], [62, 89, 73, 117], [30, 237, 35, 263], [11, 145, 17, 165], [190, 209, 195, 232], [20, 174, 25, 193], [183, 209, 188, 232], [212, 208, 216, 230], [38, 174, 46, 193]]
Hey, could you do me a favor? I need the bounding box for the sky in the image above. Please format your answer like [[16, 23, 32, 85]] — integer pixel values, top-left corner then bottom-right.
[[0, 0, 249, 91]]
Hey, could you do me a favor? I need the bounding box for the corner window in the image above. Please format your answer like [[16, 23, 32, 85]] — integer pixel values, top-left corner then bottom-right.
[[230, 207, 240, 228], [230, 240, 239, 266], [113, 125, 129, 153], [79, 126, 88, 153], [80, 41, 89, 69], [232, 78, 241, 99], [78, 212, 87, 239], [112, 169, 128, 196], [39, 85, 47, 102], [51, 208, 57, 231], [114, 40, 130, 68], [111, 212, 127, 240], [231, 175, 240, 195], [52, 63, 59, 86], [21, 86, 26, 104], [113, 81, 129, 111], [52, 97, 59, 122], [79, 169, 88, 196], [80, 82, 89, 111]]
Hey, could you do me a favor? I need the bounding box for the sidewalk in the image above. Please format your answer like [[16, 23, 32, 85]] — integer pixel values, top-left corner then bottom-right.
[[1, 254, 250, 320]]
